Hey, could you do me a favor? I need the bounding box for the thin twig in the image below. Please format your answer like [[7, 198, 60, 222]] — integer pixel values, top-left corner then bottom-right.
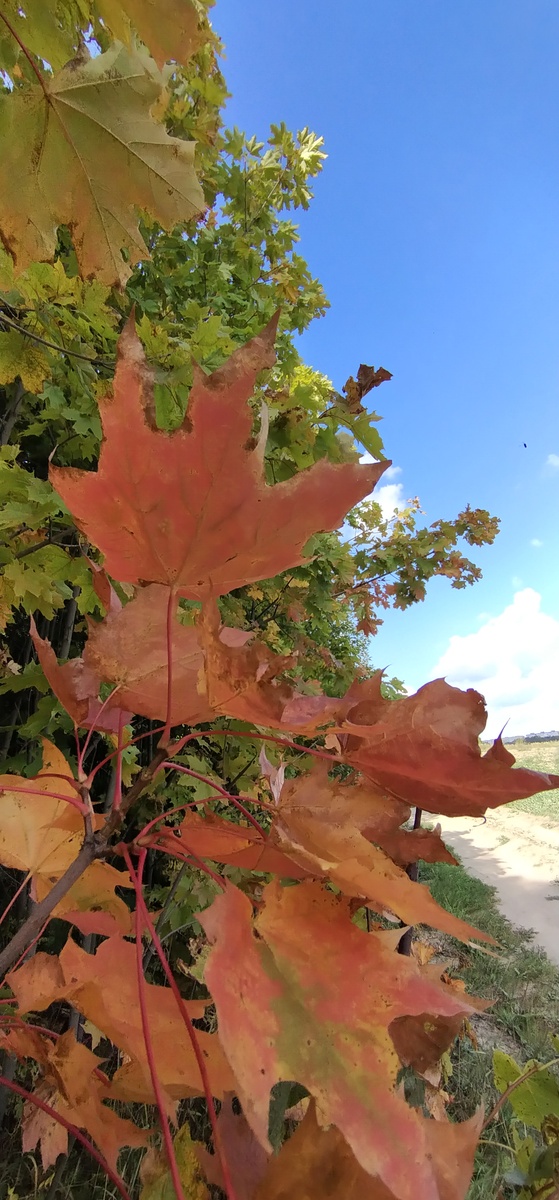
[[0, 1074, 132, 1200], [130, 848, 187, 1200], [0, 310, 115, 368], [483, 1056, 559, 1130]]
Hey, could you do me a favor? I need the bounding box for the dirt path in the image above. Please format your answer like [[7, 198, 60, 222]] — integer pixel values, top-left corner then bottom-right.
[[436, 806, 559, 967]]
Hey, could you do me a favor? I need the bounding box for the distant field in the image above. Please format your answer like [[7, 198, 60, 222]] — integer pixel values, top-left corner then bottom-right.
[[497, 738, 559, 819]]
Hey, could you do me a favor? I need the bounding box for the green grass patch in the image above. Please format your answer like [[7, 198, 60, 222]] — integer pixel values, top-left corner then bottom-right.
[[421, 857, 559, 1199]]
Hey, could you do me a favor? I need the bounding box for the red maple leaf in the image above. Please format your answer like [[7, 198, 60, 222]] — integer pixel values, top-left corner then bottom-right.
[[50, 315, 387, 598]]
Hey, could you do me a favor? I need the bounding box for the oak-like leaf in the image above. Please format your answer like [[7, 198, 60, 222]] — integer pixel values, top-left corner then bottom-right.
[[200, 880, 478, 1200], [50, 316, 387, 596], [8, 935, 234, 1107], [0, 44, 204, 286], [0, 740, 133, 935]]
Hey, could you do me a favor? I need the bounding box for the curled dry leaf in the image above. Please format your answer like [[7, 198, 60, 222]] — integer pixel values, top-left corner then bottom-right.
[[7, 935, 234, 1110], [200, 880, 479, 1200], [51, 315, 387, 596], [0, 740, 133, 935]]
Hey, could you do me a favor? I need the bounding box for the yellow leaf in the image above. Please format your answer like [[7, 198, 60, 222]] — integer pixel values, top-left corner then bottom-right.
[[0, 331, 50, 392], [95, 0, 204, 70], [140, 1122, 209, 1200], [0, 44, 205, 287], [0, 740, 133, 935]]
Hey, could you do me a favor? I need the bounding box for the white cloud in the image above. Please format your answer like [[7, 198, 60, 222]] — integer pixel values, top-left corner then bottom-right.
[[430, 589, 559, 739], [531, 538, 543, 548], [547, 453, 559, 468], [359, 456, 407, 520]]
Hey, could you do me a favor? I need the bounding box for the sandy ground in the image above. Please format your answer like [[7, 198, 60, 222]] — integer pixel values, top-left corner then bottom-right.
[[436, 806, 559, 968]]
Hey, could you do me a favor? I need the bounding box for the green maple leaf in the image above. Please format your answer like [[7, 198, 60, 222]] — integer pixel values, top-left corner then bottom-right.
[[0, 43, 205, 286]]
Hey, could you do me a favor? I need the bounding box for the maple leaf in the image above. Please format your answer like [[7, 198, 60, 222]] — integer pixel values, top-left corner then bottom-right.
[[0, 740, 133, 935], [0, 44, 204, 286], [8, 935, 234, 1108], [337, 679, 559, 816], [96, 0, 204, 70], [252, 1099, 482, 1200], [200, 880, 478, 1200], [0, 330, 50, 392], [271, 764, 486, 942], [275, 762, 455, 868], [2, 1026, 148, 1169], [50, 316, 387, 596]]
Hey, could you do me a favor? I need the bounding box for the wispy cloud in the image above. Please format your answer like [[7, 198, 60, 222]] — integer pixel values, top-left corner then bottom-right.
[[546, 453, 559, 468], [531, 538, 543, 548]]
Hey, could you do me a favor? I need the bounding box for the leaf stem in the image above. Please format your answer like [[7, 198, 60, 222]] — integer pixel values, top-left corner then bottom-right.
[[0, 10, 50, 98], [125, 847, 238, 1200], [128, 848, 186, 1200], [483, 1056, 559, 1130], [162, 586, 177, 746], [162, 762, 268, 836]]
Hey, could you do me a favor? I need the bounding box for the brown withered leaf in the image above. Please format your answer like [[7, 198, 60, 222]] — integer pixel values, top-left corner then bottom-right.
[[51, 315, 387, 598], [342, 365, 393, 414], [253, 1100, 482, 1200]]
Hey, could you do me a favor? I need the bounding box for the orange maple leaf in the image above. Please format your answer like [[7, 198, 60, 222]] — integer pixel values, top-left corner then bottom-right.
[[50, 315, 387, 598], [8, 935, 234, 1109], [200, 880, 479, 1200]]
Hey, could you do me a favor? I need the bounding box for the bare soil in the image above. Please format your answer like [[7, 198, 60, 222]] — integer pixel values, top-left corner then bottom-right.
[[436, 806, 559, 967]]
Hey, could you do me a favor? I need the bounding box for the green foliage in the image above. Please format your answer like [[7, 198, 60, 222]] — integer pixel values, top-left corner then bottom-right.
[[493, 1048, 559, 1198]]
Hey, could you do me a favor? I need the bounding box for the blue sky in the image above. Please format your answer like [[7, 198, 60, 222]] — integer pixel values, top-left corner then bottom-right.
[[216, 0, 559, 735]]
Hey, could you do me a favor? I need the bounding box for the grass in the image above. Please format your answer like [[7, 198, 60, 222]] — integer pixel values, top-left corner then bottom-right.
[[420, 857, 559, 1199], [494, 738, 559, 819]]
